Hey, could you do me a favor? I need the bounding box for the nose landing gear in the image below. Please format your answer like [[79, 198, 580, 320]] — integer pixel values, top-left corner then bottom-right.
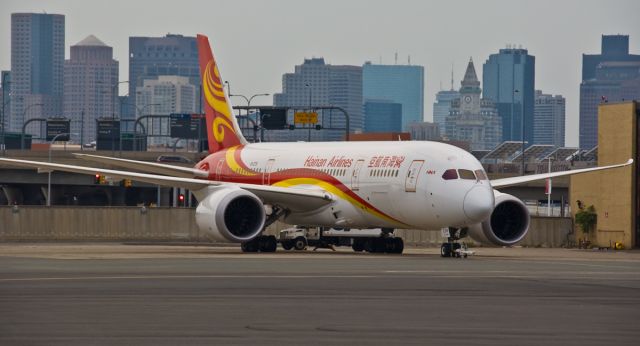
[[440, 227, 472, 258]]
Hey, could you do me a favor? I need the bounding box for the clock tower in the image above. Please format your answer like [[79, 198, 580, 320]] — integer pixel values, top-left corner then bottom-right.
[[445, 57, 502, 151], [459, 57, 482, 114]]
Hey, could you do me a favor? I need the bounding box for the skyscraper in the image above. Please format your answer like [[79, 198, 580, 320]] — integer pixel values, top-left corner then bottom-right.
[[136, 75, 196, 146], [273, 58, 363, 141], [579, 35, 640, 149], [582, 35, 640, 81], [482, 47, 535, 146], [446, 59, 501, 150], [364, 100, 402, 133], [64, 35, 119, 144], [362, 62, 424, 130], [433, 89, 459, 135], [533, 90, 565, 148], [128, 34, 199, 119], [10, 13, 65, 133]]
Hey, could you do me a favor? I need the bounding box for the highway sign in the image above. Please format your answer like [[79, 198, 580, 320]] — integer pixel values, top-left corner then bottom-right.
[[294, 112, 318, 124], [170, 113, 206, 139], [46, 119, 70, 141]]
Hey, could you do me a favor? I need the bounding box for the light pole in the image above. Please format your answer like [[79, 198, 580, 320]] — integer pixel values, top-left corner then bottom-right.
[[47, 132, 77, 206], [546, 157, 553, 216], [514, 89, 525, 175], [521, 90, 526, 176], [229, 93, 270, 142], [21, 103, 44, 149], [1, 79, 11, 156], [305, 83, 312, 142]]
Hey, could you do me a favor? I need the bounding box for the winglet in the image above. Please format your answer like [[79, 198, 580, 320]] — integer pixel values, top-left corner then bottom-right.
[[197, 34, 247, 153]]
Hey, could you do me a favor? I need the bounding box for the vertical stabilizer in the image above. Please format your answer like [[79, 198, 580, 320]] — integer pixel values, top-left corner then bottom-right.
[[197, 34, 247, 153]]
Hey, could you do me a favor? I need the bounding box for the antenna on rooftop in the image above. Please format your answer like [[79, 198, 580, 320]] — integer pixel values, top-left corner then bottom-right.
[[450, 62, 455, 91]]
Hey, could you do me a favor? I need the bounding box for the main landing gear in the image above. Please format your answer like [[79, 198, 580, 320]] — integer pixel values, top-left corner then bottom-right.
[[440, 227, 469, 258], [241, 235, 278, 253]]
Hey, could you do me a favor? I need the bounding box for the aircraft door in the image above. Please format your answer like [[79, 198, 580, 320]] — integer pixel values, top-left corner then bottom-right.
[[215, 159, 225, 180], [263, 159, 276, 185], [351, 159, 365, 190], [405, 160, 424, 192]]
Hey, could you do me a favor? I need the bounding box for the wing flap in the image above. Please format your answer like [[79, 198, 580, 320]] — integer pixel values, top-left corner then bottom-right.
[[0, 158, 334, 211], [491, 159, 633, 188]]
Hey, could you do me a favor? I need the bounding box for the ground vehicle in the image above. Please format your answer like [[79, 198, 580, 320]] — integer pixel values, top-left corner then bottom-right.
[[279, 226, 404, 254], [156, 155, 193, 164]]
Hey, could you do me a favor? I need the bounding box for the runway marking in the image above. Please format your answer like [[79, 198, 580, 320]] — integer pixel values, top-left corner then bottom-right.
[[385, 270, 640, 275], [0, 275, 377, 282], [2, 272, 640, 282]]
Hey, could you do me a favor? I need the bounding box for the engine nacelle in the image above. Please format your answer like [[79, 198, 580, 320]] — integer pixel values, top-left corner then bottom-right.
[[195, 187, 266, 243], [468, 191, 530, 246]]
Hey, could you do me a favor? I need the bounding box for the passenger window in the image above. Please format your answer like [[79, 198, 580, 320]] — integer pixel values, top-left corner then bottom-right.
[[442, 169, 458, 180], [459, 169, 476, 180], [475, 169, 488, 180]]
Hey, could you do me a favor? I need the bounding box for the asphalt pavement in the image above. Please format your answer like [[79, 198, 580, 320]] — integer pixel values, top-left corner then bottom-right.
[[1, 244, 639, 345]]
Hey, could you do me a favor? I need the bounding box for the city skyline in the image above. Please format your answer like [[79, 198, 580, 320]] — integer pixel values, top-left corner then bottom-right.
[[1, 0, 639, 147]]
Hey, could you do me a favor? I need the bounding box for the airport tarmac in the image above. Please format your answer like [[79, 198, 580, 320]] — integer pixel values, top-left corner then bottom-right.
[[1, 244, 639, 345]]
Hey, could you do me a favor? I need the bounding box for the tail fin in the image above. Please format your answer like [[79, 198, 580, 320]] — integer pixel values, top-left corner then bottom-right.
[[197, 34, 247, 153]]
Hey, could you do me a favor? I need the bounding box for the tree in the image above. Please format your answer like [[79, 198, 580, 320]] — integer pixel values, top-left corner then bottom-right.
[[575, 204, 597, 238]]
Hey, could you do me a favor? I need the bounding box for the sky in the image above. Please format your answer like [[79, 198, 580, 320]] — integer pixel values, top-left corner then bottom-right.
[[1, 0, 639, 147]]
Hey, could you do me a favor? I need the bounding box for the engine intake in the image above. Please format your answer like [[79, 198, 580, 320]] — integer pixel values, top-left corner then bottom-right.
[[468, 191, 530, 246], [195, 187, 266, 242]]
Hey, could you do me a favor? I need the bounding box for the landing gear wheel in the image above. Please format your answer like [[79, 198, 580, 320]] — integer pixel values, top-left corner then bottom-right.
[[241, 240, 259, 253], [373, 238, 386, 253], [384, 238, 395, 253], [259, 235, 278, 253], [281, 241, 293, 250], [392, 237, 404, 254], [352, 239, 365, 252], [452, 243, 462, 258], [440, 243, 452, 257], [293, 237, 307, 251]]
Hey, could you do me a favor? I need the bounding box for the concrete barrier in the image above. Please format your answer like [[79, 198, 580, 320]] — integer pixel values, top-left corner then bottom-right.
[[0, 206, 573, 247]]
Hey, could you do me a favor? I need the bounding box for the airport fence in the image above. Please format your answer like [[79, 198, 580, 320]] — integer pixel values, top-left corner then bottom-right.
[[0, 206, 573, 247]]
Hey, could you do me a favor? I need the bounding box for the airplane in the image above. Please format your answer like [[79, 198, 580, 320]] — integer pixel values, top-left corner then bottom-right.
[[0, 34, 633, 256]]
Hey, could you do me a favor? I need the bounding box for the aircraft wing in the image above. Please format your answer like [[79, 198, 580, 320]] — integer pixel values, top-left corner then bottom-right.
[[490, 159, 633, 188], [0, 158, 334, 211], [73, 153, 208, 178]]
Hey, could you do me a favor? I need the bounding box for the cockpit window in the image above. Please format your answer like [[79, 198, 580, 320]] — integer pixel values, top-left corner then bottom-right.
[[458, 169, 476, 180], [442, 169, 458, 180], [474, 169, 488, 180]]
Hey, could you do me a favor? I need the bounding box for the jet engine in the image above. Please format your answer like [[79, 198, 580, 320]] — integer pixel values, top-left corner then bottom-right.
[[468, 191, 530, 246], [195, 187, 266, 243]]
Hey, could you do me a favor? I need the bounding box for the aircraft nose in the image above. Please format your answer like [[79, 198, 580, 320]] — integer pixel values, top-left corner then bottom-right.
[[463, 185, 494, 223]]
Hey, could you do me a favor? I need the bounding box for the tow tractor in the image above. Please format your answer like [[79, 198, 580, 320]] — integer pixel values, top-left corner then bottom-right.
[[279, 226, 404, 254]]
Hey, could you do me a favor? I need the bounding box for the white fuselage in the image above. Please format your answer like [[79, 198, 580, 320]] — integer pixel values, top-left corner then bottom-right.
[[206, 140, 495, 230]]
